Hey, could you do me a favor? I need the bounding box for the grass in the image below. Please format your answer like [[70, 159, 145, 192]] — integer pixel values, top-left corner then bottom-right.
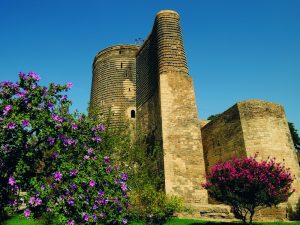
[[2, 216, 300, 225], [2, 214, 40, 225]]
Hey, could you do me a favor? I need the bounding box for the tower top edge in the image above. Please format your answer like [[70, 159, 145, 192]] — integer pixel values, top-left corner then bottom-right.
[[94, 44, 140, 58], [156, 10, 179, 17]]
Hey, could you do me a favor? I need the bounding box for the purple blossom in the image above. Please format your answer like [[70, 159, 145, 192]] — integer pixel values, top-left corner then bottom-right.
[[67, 82, 73, 88], [83, 213, 90, 222], [106, 166, 112, 173], [24, 209, 31, 218], [64, 138, 77, 147], [8, 177, 16, 186], [67, 198, 75, 206], [104, 156, 110, 164], [61, 95, 68, 101], [16, 90, 28, 98], [52, 114, 59, 121], [28, 197, 35, 206], [41, 185, 45, 191], [71, 122, 78, 130], [35, 198, 42, 206], [9, 199, 17, 206], [89, 180, 96, 187], [122, 219, 128, 224], [93, 124, 105, 132], [0, 117, 3, 122], [67, 220, 75, 225], [58, 134, 65, 140], [48, 137, 55, 145], [98, 191, 105, 197], [69, 169, 78, 176], [51, 153, 59, 159], [21, 120, 30, 127], [71, 183, 77, 189], [7, 122, 16, 129], [54, 171, 63, 181], [28, 71, 41, 81], [92, 214, 97, 221], [92, 205, 98, 210], [92, 136, 102, 143], [18, 72, 28, 80], [3, 105, 12, 115], [121, 173, 128, 181], [48, 101, 54, 109], [87, 148, 93, 154], [121, 183, 127, 192], [84, 155, 90, 160]]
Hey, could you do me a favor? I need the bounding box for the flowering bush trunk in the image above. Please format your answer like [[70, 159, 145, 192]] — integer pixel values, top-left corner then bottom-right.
[[0, 72, 129, 224], [203, 156, 294, 224]]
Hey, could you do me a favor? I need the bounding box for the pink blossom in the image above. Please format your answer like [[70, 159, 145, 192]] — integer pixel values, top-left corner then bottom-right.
[[89, 180, 96, 187], [3, 105, 12, 115], [67, 82, 73, 88], [24, 209, 31, 218], [8, 177, 16, 186]]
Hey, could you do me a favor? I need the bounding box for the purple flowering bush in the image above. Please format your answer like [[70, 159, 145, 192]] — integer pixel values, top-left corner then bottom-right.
[[0, 72, 129, 224], [202, 156, 295, 224]]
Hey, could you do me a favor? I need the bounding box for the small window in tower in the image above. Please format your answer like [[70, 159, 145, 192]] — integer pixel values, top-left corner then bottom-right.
[[119, 50, 122, 54], [129, 88, 131, 92], [131, 110, 135, 118], [121, 63, 123, 68]]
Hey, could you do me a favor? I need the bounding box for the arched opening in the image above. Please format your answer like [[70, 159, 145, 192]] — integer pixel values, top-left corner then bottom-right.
[[131, 110, 135, 118]]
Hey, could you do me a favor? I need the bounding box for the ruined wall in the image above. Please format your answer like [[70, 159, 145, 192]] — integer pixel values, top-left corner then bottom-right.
[[90, 45, 139, 127], [136, 10, 208, 206], [238, 100, 300, 206], [201, 105, 247, 172], [202, 100, 300, 209]]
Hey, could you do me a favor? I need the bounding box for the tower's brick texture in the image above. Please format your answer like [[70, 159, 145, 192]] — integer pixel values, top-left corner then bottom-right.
[[135, 10, 209, 206], [90, 45, 139, 126]]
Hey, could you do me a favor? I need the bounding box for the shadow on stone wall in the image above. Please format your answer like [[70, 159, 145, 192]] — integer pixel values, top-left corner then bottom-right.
[[287, 198, 300, 220]]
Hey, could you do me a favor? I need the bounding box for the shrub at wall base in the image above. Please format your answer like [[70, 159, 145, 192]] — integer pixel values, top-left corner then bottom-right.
[[203, 156, 294, 224]]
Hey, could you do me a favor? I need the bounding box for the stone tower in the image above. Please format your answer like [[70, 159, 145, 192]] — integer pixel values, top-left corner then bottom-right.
[[90, 10, 300, 220], [136, 10, 208, 206], [90, 45, 139, 126]]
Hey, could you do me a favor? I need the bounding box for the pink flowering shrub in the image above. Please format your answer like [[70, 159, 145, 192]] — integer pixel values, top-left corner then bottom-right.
[[203, 156, 294, 224], [0, 72, 129, 224]]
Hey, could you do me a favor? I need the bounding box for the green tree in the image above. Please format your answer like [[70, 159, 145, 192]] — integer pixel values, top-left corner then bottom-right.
[[207, 113, 221, 120], [288, 122, 300, 152]]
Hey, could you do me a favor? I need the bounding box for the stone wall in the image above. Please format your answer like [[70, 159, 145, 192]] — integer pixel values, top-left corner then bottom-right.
[[201, 104, 247, 173], [202, 100, 300, 209], [238, 100, 300, 206], [90, 45, 139, 127], [136, 31, 162, 141]]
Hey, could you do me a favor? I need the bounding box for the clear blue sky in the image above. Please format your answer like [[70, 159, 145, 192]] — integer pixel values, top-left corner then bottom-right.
[[0, 1, 299, 131]]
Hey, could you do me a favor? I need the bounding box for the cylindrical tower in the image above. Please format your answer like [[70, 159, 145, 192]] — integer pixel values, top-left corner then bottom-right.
[[90, 45, 140, 127], [155, 10, 189, 75]]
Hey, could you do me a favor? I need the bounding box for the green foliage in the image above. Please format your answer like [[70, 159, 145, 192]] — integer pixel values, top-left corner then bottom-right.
[[288, 122, 300, 151], [0, 73, 129, 224], [129, 185, 183, 225], [207, 114, 221, 121]]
